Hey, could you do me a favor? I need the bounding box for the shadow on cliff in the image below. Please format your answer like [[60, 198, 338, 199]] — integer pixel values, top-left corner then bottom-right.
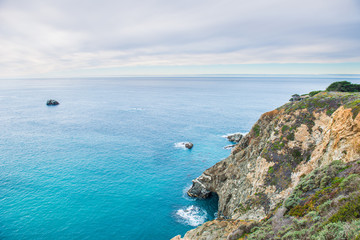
[[197, 192, 219, 219]]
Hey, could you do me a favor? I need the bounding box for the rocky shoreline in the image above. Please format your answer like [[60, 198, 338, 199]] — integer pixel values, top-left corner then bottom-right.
[[174, 90, 360, 239], [224, 133, 243, 143]]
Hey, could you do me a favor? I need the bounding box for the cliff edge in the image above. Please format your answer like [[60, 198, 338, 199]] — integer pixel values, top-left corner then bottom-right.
[[178, 91, 360, 239]]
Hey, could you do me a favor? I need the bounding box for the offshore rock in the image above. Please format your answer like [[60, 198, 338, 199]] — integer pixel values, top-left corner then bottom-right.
[[46, 99, 59, 106], [175, 142, 193, 149], [185, 142, 193, 149]]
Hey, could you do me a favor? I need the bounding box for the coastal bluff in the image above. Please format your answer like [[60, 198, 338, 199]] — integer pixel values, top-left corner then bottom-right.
[[176, 91, 360, 239]]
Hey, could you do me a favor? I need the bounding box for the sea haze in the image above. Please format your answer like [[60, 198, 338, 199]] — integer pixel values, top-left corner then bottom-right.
[[0, 76, 358, 239]]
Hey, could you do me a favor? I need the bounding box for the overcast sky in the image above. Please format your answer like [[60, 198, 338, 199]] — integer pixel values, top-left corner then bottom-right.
[[1, 0, 360, 77]]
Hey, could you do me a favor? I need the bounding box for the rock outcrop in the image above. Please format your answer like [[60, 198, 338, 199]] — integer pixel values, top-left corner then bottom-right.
[[175, 142, 194, 149], [46, 99, 59, 106], [185, 142, 194, 149], [181, 219, 256, 240], [177, 92, 360, 239], [226, 133, 243, 143]]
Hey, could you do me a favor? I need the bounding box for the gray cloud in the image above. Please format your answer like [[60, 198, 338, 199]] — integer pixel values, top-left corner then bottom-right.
[[0, 0, 359, 77]]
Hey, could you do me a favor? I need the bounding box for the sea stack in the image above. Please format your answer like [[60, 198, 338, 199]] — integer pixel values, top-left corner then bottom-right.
[[46, 99, 59, 106]]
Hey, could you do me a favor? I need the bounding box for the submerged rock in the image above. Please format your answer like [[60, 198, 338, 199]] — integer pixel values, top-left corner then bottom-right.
[[46, 99, 59, 106]]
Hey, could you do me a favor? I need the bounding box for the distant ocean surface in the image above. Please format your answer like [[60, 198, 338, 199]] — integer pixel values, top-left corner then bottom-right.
[[0, 76, 359, 239]]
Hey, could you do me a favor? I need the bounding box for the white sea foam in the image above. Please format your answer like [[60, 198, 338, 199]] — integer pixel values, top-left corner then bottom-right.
[[130, 107, 144, 111], [174, 142, 187, 149], [221, 132, 249, 138], [175, 205, 207, 226], [182, 184, 195, 200]]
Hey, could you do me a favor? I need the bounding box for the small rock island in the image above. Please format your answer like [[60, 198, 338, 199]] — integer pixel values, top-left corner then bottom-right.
[[46, 99, 59, 106], [185, 142, 193, 149]]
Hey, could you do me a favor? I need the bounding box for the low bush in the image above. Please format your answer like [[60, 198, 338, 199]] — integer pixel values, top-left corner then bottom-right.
[[326, 81, 360, 92]]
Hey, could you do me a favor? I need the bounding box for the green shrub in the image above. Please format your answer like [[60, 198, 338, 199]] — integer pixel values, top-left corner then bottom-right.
[[253, 124, 260, 137], [326, 109, 335, 116], [339, 174, 360, 190], [282, 125, 290, 133], [328, 193, 360, 223], [286, 132, 295, 141], [288, 198, 315, 217], [317, 200, 332, 213], [284, 195, 301, 209], [247, 224, 273, 240], [326, 81, 360, 92], [351, 220, 360, 239], [320, 176, 331, 188], [309, 90, 323, 97], [291, 149, 302, 158], [281, 229, 308, 240], [315, 222, 347, 240], [331, 177, 344, 185], [272, 141, 285, 150]]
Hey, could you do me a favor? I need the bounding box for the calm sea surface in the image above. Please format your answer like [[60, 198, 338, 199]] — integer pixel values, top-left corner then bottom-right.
[[0, 76, 359, 239]]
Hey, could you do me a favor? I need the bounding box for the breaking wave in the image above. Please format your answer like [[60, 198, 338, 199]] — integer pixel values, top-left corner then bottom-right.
[[175, 205, 207, 226], [221, 132, 248, 138], [174, 142, 187, 149]]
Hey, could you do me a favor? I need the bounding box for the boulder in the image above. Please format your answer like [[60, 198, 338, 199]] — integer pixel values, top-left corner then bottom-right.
[[185, 142, 193, 149], [46, 99, 59, 106], [226, 133, 243, 143]]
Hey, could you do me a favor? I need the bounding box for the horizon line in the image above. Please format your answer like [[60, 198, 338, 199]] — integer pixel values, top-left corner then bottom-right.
[[1, 73, 360, 80]]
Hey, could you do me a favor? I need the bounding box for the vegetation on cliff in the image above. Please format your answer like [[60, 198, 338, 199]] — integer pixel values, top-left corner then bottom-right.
[[293, 81, 360, 100], [246, 160, 360, 240], [326, 81, 360, 92]]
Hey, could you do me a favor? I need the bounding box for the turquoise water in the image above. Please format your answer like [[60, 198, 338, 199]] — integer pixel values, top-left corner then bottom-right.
[[0, 76, 358, 239]]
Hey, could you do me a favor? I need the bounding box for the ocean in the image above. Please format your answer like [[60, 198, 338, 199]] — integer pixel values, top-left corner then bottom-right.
[[0, 76, 358, 239]]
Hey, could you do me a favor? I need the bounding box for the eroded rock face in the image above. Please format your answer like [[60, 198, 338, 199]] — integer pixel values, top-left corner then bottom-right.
[[187, 176, 211, 198], [181, 219, 255, 240], [187, 92, 360, 224]]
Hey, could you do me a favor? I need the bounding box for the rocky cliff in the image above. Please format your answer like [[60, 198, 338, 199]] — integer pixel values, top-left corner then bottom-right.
[[177, 91, 360, 239]]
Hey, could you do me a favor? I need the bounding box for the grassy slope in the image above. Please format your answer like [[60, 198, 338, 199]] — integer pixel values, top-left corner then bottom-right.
[[245, 160, 360, 240]]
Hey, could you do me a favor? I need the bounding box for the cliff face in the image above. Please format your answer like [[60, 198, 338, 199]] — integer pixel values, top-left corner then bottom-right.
[[182, 92, 360, 239]]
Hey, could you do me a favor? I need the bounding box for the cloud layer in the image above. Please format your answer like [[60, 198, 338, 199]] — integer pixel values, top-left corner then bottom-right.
[[1, 0, 360, 77]]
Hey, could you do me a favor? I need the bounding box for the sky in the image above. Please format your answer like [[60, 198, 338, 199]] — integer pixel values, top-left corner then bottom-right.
[[0, 0, 360, 78]]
